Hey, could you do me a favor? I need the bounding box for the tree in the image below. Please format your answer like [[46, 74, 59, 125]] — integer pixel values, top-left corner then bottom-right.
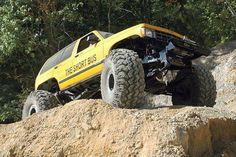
[[0, 0, 235, 123]]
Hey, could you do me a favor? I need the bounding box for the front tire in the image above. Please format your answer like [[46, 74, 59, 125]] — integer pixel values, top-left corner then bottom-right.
[[22, 90, 59, 119], [172, 65, 216, 107], [101, 49, 145, 108]]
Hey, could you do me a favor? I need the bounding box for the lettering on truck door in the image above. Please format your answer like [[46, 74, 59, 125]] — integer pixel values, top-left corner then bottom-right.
[[63, 33, 104, 86]]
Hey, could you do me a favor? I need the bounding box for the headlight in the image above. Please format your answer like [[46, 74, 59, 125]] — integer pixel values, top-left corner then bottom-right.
[[140, 28, 156, 38]]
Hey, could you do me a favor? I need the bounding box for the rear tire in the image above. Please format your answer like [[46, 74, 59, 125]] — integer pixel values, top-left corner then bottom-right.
[[22, 90, 59, 119], [101, 49, 145, 108], [172, 65, 216, 107]]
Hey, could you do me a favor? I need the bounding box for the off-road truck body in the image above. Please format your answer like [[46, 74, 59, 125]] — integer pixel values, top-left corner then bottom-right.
[[23, 23, 216, 118]]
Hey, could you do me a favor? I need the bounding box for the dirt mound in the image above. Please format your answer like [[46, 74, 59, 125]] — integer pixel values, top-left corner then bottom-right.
[[0, 100, 236, 157]]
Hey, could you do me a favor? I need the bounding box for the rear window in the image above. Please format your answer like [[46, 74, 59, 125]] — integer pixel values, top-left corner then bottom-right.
[[61, 41, 76, 61], [40, 50, 63, 74], [40, 41, 76, 74]]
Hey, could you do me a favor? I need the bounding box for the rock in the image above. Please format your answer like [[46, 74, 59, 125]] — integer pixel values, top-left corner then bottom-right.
[[0, 100, 236, 156]]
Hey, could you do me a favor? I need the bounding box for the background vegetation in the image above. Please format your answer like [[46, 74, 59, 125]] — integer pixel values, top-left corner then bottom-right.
[[0, 0, 235, 123]]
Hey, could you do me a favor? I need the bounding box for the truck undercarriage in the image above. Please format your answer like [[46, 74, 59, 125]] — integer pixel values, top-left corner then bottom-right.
[[56, 31, 211, 105]]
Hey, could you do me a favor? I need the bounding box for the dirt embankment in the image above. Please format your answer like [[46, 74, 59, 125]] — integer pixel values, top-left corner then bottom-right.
[[0, 41, 236, 157], [0, 100, 236, 157], [197, 41, 236, 112]]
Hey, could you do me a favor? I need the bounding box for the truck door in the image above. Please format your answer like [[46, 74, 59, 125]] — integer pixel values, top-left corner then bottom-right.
[[65, 33, 104, 86]]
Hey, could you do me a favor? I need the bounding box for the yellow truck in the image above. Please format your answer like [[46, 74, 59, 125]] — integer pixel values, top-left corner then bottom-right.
[[22, 23, 216, 118]]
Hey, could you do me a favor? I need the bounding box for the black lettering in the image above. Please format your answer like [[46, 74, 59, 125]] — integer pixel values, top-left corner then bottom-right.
[[65, 55, 96, 76], [88, 54, 97, 65]]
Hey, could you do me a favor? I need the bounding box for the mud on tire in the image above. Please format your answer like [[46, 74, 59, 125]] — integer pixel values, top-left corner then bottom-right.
[[101, 49, 145, 108], [172, 65, 216, 107], [22, 90, 59, 119]]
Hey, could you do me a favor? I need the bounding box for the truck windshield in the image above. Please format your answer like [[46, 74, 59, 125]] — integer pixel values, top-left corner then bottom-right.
[[98, 31, 113, 38]]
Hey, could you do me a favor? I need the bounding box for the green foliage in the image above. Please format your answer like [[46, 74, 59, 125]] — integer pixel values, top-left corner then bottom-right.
[[0, 0, 235, 123], [0, 75, 23, 123]]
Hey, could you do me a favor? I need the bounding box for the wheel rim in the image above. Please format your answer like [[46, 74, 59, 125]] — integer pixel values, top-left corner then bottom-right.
[[29, 105, 37, 116], [106, 67, 115, 93], [108, 73, 114, 90]]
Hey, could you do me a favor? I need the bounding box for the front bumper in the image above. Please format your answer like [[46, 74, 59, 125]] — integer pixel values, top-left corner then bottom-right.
[[154, 30, 211, 57]]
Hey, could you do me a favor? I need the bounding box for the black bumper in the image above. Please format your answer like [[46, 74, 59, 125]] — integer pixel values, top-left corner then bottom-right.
[[155, 31, 211, 57]]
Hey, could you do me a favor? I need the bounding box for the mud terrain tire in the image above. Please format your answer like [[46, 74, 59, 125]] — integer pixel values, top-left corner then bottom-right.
[[101, 49, 145, 108], [22, 90, 59, 119], [172, 65, 216, 107]]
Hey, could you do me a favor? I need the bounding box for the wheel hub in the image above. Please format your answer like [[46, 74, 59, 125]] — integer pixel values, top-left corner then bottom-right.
[[29, 105, 37, 115], [108, 73, 114, 90]]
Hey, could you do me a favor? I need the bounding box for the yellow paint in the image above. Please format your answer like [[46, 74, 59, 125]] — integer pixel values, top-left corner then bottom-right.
[[35, 23, 185, 90]]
